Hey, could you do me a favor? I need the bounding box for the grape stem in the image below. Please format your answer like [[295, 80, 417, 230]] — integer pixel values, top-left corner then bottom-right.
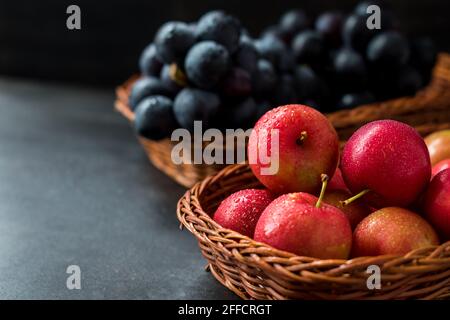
[[169, 63, 187, 86]]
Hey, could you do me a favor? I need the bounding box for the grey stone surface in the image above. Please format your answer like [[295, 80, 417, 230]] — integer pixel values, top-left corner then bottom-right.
[[0, 78, 235, 299]]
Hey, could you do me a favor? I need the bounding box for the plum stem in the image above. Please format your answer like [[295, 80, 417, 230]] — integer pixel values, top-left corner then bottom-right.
[[296, 131, 308, 146], [340, 189, 371, 206], [315, 174, 329, 208]]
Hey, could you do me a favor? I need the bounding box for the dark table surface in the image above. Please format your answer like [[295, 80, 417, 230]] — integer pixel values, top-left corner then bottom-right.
[[0, 77, 236, 299]]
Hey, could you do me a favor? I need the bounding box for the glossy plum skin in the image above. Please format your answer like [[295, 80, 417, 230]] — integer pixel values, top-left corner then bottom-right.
[[352, 207, 439, 257], [424, 169, 450, 241], [341, 120, 431, 208], [432, 159, 450, 178], [213, 189, 274, 238], [254, 193, 352, 259], [248, 105, 339, 194]]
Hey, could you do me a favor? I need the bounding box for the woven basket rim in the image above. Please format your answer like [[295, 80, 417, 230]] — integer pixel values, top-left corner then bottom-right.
[[115, 52, 450, 149], [177, 164, 450, 299], [177, 163, 450, 265]]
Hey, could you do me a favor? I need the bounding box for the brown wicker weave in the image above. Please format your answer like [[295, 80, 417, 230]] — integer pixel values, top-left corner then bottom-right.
[[116, 53, 450, 188], [115, 76, 247, 187], [176, 163, 450, 300]]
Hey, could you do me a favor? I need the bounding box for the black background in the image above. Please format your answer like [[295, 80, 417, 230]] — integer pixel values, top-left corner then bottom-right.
[[0, 0, 449, 87]]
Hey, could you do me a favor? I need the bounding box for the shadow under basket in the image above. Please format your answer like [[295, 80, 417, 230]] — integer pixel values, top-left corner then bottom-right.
[[116, 53, 450, 188], [177, 164, 450, 300]]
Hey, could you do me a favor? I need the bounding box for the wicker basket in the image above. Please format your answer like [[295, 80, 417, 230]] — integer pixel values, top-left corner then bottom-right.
[[176, 163, 450, 300], [115, 76, 233, 187], [116, 53, 450, 188]]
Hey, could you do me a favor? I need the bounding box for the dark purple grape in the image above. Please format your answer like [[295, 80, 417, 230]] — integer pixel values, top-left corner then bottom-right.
[[240, 33, 254, 42], [291, 30, 325, 64], [337, 91, 375, 109], [354, 0, 398, 30], [293, 65, 323, 99], [279, 9, 310, 42], [278, 49, 296, 73], [333, 48, 367, 91], [261, 25, 284, 40], [134, 96, 178, 140], [273, 74, 298, 105], [187, 22, 197, 33], [217, 97, 258, 129], [410, 37, 437, 84], [354, 1, 385, 15], [342, 14, 378, 53], [129, 77, 174, 110], [255, 35, 287, 70], [251, 59, 278, 97], [185, 41, 231, 89], [295, 65, 333, 109], [395, 66, 423, 96], [173, 88, 220, 131], [367, 31, 410, 68], [154, 21, 196, 65], [196, 10, 241, 53], [334, 48, 366, 77], [234, 36, 259, 74], [219, 67, 252, 97], [241, 28, 251, 38], [139, 44, 163, 76], [370, 65, 422, 99], [315, 12, 344, 48]]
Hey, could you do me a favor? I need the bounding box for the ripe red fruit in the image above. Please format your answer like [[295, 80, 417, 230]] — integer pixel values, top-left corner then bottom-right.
[[322, 189, 370, 230], [341, 120, 431, 208], [352, 207, 439, 257], [248, 104, 339, 194], [328, 168, 349, 192], [213, 189, 274, 237], [425, 129, 450, 165], [424, 169, 450, 241], [432, 159, 450, 178], [254, 176, 352, 259]]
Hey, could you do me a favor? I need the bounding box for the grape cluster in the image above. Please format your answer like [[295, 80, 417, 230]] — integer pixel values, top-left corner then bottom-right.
[[131, 3, 437, 141], [266, 2, 436, 111], [132, 10, 266, 140]]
